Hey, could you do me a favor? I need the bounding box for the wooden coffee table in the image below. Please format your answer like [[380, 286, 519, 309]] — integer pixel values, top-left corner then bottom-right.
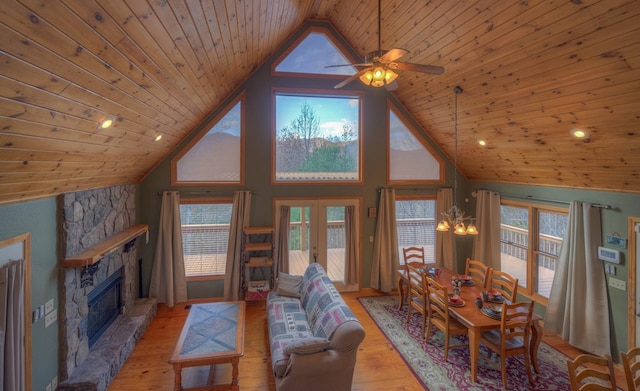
[[169, 301, 246, 391]]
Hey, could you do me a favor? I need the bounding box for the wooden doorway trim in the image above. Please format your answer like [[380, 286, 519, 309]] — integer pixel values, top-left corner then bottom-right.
[[628, 217, 640, 348]]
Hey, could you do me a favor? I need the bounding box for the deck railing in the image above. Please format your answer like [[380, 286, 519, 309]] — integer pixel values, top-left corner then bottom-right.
[[182, 224, 230, 255], [288, 218, 436, 258], [500, 224, 563, 271]]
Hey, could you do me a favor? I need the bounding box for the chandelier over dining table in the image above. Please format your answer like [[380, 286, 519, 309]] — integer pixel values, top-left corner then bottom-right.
[[436, 86, 478, 236]]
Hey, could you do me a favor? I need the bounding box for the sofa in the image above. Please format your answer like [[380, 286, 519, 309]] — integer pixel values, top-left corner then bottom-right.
[[266, 263, 366, 391]]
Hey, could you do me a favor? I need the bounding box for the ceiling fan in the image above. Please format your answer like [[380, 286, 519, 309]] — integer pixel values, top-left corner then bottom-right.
[[327, 0, 444, 89]]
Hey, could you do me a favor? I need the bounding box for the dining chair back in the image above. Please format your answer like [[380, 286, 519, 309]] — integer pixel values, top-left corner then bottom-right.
[[465, 258, 490, 288], [403, 246, 425, 266], [480, 301, 534, 389], [397, 246, 426, 309], [621, 346, 640, 391], [488, 269, 519, 302], [405, 263, 428, 336], [425, 276, 468, 362], [566, 353, 617, 391]]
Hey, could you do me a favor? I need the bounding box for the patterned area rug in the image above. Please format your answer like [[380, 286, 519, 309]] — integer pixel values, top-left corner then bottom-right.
[[359, 295, 573, 390]]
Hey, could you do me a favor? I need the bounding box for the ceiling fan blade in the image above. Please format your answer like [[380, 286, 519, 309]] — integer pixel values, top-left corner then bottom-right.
[[333, 69, 368, 89], [379, 48, 409, 63], [393, 62, 444, 75], [385, 80, 399, 91], [325, 63, 372, 69]]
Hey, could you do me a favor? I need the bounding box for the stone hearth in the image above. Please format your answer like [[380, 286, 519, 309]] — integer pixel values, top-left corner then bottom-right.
[[57, 185, 156, 391]]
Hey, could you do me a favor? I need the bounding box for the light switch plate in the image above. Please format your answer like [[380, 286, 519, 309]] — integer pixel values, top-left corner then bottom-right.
[[45, 298, 54, 314], [609, 277, 626, 291]]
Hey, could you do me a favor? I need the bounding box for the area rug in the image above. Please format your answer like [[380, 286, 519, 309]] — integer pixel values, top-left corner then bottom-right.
[[359, 295, 573, 390]]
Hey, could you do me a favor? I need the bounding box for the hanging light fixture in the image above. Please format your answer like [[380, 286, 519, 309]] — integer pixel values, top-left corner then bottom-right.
[[359, 65, 398, 87], [436, 86, 479, 236]]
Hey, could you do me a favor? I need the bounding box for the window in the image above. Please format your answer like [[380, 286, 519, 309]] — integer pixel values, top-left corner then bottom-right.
[[500, 201, 568, 303], [388, 104, 444, 183], [274, 90, 361, 182], [172, 95, 244, 184], [395, 197, 437, 264], [273, 26, 357, 76], [180, 200, 232, 279]]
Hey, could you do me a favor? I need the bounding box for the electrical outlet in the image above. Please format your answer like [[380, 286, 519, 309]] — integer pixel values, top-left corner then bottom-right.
[[45, 309, 57, 328], [52, 376, 58, 390], [45, 298, 54, 314], [609, 277, 626, 291]]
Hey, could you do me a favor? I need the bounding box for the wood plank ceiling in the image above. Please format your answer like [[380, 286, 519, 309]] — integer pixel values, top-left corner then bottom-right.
[[1, 0, 639, 205]]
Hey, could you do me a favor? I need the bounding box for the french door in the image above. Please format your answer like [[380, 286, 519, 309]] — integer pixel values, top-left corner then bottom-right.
[[274, 198, 359, 292]]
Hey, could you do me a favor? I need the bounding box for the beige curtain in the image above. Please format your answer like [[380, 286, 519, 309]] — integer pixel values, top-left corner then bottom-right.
[[149, 191, 187, 308], [344, 206, 358, 286], [1, 259, 25, 391], [472, 190, 501, 268], [370, 188, 398, 292], [545, 201, 611, 356], [436, 188, 455, 270], [274, 206, 290, 276], [224, 190, 252, 301]]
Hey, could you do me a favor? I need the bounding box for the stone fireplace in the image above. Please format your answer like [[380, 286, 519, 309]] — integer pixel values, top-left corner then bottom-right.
[[57, 185, 156, 391]]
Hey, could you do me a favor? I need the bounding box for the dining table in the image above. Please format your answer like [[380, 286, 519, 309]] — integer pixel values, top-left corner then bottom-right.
[[401, 265, 543, 383]]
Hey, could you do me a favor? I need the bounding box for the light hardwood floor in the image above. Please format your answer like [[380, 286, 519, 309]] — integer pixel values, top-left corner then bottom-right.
[[108, 289, 629, 390]]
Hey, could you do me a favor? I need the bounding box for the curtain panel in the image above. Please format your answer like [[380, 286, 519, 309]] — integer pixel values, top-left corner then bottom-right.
[[1, 259, 25, 391], [545, 201, 611, 357], [344, 205, 358, 287], [370, 188, 398, 292], [149, 191, 187, 308], [436, 188, 455, 270], [274, 206, 290, 276], [224, 190, 252, 301], [472, 190, 501, 268]]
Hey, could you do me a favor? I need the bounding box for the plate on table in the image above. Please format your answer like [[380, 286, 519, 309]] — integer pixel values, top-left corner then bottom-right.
[[481, 307, 502, 320], [447, 294, 465, 307], [461, 279, 475, 286]]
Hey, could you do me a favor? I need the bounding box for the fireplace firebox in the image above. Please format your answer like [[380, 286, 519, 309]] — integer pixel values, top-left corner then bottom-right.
[[87, 267, 122, 347]]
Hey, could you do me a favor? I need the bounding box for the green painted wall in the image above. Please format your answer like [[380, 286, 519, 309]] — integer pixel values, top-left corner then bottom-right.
[[0, 198, 58, 391]]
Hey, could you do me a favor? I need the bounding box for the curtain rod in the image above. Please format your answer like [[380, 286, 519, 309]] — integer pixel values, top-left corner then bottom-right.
[[156, 190, 255, 196], [377, 187, 427, 192], [500, 193, 611, 209]]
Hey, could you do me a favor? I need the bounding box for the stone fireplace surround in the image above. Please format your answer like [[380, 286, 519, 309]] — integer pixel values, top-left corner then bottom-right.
[[57, 185, 157, 391]]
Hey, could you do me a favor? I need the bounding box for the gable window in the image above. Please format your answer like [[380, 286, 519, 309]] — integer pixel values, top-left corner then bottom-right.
[[180, 200, 232, 279], [273, 26, 358, 76], [172, 95, 244, 185], [388, 103, 444, 184], [500, 201, 568, 304], [273, 90, 362, 182], [396, 197, 437, 264]]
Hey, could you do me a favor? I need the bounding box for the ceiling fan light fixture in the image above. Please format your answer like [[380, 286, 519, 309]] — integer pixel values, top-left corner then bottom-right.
[[359, 66, 397, 87]]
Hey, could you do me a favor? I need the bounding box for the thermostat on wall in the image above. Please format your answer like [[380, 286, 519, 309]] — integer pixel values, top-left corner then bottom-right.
[[598, 246, 621, 264]]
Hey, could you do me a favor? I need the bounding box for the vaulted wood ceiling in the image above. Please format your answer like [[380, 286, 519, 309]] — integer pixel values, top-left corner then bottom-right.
[[1, 0, 639, 205]]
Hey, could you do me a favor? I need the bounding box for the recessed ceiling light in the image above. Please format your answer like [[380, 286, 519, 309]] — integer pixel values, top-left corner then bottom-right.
[[154, 134, 163, 142], [570, 128, 590, 140], [98, 116, 115, 130], [477, 139, 487, 146]]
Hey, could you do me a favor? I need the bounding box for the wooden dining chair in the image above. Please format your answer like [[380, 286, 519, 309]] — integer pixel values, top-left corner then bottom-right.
[[621, 346, 640, 391], [465, 258, 490, 288], [487, 269, 519, 302], [405, 262, 428, 336], [480, 301, 534, 389], [425, 276, 468, 362], [397, 247, 426, 309], [567, 353, 617, 391]]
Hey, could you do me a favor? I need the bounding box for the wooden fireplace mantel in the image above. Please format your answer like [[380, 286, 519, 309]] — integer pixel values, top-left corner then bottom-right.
[[62, 224, 149, 267]]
